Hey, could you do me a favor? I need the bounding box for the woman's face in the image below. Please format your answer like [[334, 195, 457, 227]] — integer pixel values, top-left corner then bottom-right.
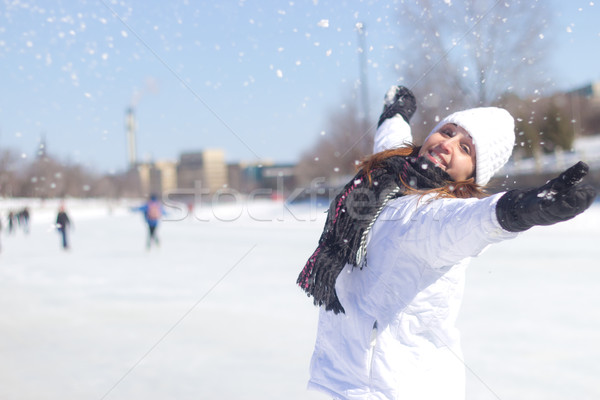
[[418, 123, 476, 182]]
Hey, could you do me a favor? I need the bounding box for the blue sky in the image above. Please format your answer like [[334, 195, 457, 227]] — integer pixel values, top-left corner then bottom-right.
[[1, 0, 599, 174]]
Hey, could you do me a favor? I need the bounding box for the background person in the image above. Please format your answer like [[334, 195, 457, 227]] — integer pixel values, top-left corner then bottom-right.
[[133, 194, 166, 249], [56, 204, 71, 250]]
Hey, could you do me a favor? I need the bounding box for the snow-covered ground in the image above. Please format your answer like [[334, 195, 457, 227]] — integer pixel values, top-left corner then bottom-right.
[[1, 198, 599, 400]]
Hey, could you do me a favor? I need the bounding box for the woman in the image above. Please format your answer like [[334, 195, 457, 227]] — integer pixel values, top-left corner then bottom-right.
[[297, 86, 596, 399]]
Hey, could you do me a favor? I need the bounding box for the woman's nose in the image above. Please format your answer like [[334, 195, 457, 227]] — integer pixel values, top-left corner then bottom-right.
[[439, 136, 459, 152]]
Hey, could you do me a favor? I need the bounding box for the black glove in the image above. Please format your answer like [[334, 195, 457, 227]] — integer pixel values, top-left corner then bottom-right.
[[496, 161, 597, 232], [377, 85, 417, 127]]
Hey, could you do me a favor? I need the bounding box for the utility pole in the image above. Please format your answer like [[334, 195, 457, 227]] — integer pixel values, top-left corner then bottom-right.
[[356, 22, 371, 126]]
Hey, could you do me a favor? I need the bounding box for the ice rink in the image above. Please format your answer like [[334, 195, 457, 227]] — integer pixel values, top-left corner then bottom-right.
[[1, 198, 599, 400]]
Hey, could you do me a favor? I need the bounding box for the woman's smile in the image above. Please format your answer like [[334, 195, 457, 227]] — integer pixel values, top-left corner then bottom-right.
[[424, 149, 447, 170], [418, 123, 476, 182]]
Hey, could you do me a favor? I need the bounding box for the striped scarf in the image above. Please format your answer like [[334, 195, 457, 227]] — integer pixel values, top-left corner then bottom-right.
[[297, 155, 451, 314]]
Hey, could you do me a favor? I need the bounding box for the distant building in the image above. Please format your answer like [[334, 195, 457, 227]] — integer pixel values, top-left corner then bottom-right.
[[259, 164, 296, 192], [236, 161, 297, 195], [202, 149, 228, 193], [227, 163, 244, 192], [137, 160, 178, 197], [176, 152, 203, 191], [130, 149, 299, 199], [154, 160, 178, 193], [137, 162, 161, 196], [568, 81, 600, 100], [37, 134, 48, 159], [177, 149, 228, 194]]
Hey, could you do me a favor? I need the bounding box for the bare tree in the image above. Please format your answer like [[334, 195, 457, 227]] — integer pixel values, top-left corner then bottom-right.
[[394, 0, 555, 141], [509, 92, 588, 159], [0, 149, 23, 197], [59, 163, 99, 198], [295, 100, 374, 186], [573, 94, 600, 137], [18, 155, 64, 199]]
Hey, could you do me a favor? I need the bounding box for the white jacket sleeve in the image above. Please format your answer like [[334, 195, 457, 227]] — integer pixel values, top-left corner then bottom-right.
[[373, 115, 413, 153], [406, 193, 518, 267], [336, 193, 518, 321], [372, 193, 517, 269]]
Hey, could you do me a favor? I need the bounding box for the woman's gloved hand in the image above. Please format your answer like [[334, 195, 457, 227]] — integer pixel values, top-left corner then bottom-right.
[[377, 85, 417, 127], [496, 161, 597, 232]]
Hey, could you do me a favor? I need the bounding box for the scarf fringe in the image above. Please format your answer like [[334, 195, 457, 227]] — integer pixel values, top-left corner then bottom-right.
[[355, 184, 401, 267]]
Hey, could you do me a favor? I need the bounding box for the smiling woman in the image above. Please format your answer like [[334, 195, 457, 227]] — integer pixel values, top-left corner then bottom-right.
[[297, 85, 597, 400]]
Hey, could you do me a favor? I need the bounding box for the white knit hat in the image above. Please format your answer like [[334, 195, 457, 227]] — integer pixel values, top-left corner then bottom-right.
[[426, 107, 515, 185]]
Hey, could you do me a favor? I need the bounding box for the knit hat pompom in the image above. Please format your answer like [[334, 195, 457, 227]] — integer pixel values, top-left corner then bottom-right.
[[426, 107, 515, 186]]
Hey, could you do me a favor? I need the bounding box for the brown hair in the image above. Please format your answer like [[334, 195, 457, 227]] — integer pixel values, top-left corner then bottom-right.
[[358, 145, 488, 199]]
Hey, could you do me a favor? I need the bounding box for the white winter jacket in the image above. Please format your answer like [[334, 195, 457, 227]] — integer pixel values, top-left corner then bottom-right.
[[307, 116, 519, 400]]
